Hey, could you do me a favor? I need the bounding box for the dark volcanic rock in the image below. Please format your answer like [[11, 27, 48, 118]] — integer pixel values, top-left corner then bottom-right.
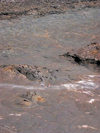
[[63, 42, 100, 65], [0, 64, 58, 85]]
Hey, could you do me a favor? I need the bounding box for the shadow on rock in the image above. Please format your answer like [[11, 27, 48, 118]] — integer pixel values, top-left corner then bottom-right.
[[61, 42, 100, 70]]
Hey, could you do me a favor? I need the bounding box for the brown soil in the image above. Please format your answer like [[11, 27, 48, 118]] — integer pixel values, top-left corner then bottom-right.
[[0, 1, 100, 133]]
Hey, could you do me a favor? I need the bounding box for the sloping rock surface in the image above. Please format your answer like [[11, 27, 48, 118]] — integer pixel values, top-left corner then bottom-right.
[[63, 42, 100, 65]]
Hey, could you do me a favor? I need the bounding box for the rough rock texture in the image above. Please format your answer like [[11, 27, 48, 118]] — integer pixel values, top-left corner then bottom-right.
[[63, 42, 100, 65], [0, 2, 100, 133], [0, 0, 100, 19], [0, 64, 59, 85]]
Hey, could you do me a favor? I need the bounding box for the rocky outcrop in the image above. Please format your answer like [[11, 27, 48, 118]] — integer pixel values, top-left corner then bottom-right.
[[0, 64, 58, 85], [0, 0, 100, 19], [62, 42, 100, 65]]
